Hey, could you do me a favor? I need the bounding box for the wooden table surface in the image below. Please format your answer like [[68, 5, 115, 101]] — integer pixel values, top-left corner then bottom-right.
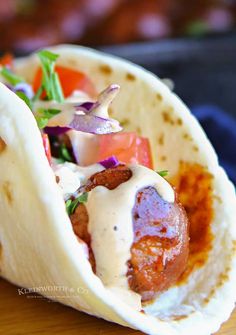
[[0, 278, 235, 335]]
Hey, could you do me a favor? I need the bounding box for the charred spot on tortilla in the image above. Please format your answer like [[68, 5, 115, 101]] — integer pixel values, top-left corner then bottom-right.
[[213, 195, 222, 204], [2, 181, 13, 205], [204, 296, 211, 305], [205, 287, 216, 304], [162, 110, 175, 125], [162, 109, 182, 126], [160, 155, 167, 161], [171, 314, 189, 321], [183, 133, 193, 141], [99, 64, 113, 75], [171, 162, 214, 283], [156, 93, 163, 102], [120, 118, 130, 127], [193, 145, 199, 152], [126, 73, 136, 81], [158, 133, 164, 145], [66, 58, 78, 67], [231, 240, 236, 256], [204, 269, 231, 305], [217, 272, 229, 286], [177, 118, 183, 126], [0, 137, 6, 153], [136, 127, 142, 135], [55, 175, 60, 183], [108, 107, 114, 116]]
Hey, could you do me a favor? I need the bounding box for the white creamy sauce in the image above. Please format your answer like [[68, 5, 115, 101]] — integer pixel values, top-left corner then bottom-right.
[[66, 90, 91, 102], [54, 164, 81, 197], [34, 100, 77, 125], [34, 90, 91, 127], [53, 162, 103, 199], [33, 86, 113, 126]]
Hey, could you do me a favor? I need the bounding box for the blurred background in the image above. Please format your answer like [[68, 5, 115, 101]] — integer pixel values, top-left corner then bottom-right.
[[1, 0, 236, 182]]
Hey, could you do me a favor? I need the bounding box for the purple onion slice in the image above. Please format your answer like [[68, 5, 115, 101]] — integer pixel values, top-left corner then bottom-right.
[[6, 82, 34, 99], [14, 82, 34, 99], [69, 114, 122, 135], [75, 101, 94, 113], [41, 84, 122, 135], [74, 85, 119, 117]]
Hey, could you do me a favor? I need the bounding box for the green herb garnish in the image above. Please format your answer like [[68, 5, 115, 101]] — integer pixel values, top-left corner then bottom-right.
[[35, 108, 61, 129], [37, 118, 49, 129], [35, 50, 64, 102], [1, 67, 24, 85], [32, 86, 43, 102], [16, 91, 32, 110], [51, 71, 64, 102], [66, 193, 88, 215], [59, 143, 73, 162], [1, 67, 34, 109], [157, 170, 168, 177]]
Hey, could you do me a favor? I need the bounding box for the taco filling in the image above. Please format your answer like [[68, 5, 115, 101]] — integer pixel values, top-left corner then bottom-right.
[[0, 49, 194, 308]]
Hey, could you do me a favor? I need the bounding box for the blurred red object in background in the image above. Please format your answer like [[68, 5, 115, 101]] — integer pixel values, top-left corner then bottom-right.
[[0, 0, 123, 53], [0, 0, 235, 54], [82, 0, 171, 44]]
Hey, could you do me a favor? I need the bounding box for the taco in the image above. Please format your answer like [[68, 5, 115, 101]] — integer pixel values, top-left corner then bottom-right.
[[0, 45, 235, 335]]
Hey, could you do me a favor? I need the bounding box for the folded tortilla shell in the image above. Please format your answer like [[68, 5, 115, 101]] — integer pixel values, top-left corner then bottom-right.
[[0, 45, 235, 335]]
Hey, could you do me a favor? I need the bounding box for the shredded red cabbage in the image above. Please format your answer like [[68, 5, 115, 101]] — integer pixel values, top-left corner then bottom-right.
[[99, 156, 119, 169], [44, 126, 70, 136]]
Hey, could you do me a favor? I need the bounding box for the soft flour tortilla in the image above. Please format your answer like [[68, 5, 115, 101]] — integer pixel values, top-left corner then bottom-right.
[[0, 45, 236, 335]]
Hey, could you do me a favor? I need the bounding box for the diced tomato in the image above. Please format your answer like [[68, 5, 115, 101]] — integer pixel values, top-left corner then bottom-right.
[[0, 53, 13, 68], [97, 132, 153, 169], [42, 134, 51, 164], [33, 65, 96, 98]]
